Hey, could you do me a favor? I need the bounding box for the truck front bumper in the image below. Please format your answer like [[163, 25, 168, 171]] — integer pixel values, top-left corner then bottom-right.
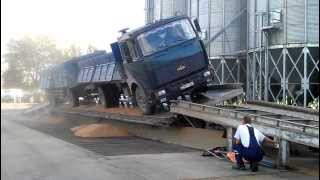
[[153, 69, 211, 104]]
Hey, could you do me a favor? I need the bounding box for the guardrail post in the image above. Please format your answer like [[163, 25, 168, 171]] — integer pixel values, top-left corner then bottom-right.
[[277, 138, 290, 168], [205, 122, 210, 129], [227, 127, 235, 151]]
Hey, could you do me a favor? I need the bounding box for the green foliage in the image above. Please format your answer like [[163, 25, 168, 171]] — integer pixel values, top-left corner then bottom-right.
[[3, 36, 64, 89], [2, 68, 24, 88], [2, 36, 97, 90]]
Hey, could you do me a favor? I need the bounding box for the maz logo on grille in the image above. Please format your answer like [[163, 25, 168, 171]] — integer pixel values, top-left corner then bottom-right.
[[176, 64, 186, 71]]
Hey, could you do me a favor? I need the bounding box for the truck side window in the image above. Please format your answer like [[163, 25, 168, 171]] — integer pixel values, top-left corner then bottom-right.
[[120, 43, 132, 63], [127, 41, 139, 61]]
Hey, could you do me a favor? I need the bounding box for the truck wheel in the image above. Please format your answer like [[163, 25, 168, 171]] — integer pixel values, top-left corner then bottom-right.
[[106, 85, 120, 107], [67, 89, 79, 107], [98, 87, 107, 107], [98, 85, 120, 108], [48, 95, 57, 107], [134, 86, 155, 115]]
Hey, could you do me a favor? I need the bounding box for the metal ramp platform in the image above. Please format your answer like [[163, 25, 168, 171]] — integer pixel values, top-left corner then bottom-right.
[[201, 84, 244, 105], [50, 105, 176, 127], [170, 100, 319, 167]]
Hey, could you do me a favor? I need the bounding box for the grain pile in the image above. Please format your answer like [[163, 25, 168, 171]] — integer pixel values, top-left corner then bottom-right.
[[71, 123, 130, 138]]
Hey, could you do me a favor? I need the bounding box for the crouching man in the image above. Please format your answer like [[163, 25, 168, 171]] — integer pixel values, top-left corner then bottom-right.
[[232, 116, 276, 171]]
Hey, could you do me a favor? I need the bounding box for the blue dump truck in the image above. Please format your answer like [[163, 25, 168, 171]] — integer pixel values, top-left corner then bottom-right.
[[40, 16, 213, 114]]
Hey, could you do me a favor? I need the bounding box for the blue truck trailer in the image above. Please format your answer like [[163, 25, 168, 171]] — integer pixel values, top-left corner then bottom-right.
[[40, 16, 213, 114]]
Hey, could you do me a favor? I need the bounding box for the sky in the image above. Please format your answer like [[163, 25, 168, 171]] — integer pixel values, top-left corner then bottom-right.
[[1, 0, 145, 56]]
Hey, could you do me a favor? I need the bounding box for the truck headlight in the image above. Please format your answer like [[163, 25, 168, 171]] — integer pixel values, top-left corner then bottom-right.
[[158, 90, 166, 96], [203, 71, 211, 77]]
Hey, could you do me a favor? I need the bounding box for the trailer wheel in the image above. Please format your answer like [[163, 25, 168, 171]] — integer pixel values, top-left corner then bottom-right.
[[67, 89, 79, 107], [98, 87, 106, 107], [48, 95, 57, 107], [98, 85, 120, 108], [134, 86, 155, 115]]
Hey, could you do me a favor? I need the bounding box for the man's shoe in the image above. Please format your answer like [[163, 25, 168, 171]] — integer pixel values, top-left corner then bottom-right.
[[232, 164, 246, 170], [250, 162, 259, 172]]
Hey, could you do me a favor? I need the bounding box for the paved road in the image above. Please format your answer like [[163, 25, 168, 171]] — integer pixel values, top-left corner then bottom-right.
[[1, 107, 318, 180]]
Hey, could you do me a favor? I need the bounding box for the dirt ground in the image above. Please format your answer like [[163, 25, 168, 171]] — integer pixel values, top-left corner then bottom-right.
[[4, 103, 319, 177], [3, 110, 318, 180]]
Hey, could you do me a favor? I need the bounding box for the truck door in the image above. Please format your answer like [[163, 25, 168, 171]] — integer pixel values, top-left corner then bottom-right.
[[118, 40, 153, 89], [110, 42, 126, 79]]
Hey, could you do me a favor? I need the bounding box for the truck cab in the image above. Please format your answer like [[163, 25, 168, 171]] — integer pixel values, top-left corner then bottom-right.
[[112, 16, 212, 114]]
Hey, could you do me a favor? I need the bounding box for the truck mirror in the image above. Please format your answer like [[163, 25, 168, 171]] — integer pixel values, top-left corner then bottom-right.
[[193, 18, 202, 32]]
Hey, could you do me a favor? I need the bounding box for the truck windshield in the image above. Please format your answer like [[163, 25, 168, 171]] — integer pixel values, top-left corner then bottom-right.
[[137, 19, 196, 56]]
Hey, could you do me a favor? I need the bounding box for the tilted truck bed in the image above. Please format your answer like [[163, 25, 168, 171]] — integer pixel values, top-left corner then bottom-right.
[[40, 51, 122, 91], [77, 52, 122, 84], [39, 60, 79, 90]]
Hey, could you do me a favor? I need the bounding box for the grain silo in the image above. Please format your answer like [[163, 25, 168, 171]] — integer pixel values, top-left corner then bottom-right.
[[145, 0, 319, 107], [247, 0, 319, 107], [191, 0, 247, 85], [145, 0, 187, 22]]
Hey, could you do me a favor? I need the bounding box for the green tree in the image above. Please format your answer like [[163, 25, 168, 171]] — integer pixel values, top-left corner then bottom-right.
[[3, 36, 64, 90], [2, 36, 99, 90]]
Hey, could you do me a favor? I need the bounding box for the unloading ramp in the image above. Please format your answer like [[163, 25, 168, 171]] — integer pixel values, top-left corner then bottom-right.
[[170, 100, 319, 167]]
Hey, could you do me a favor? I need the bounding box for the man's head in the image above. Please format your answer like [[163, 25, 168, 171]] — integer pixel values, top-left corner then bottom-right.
[[241, 116, 252, 124]]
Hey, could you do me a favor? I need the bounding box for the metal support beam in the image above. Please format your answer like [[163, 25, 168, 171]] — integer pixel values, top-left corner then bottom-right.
[[277, 139, 290, 168], [259, 17, 263, 101], [282, 48, 287, 103], [227, 127, 235, 151], [246, 0, 251, 101], [237, 58, 240, 83], [264, 32, 269, 101], [303, 47, 308, 107], [246, 55, 250, 100], [205, 122, 210, 129], [183, 115, 196, 128], [253, 52, 256, 99], [221, 58, 225, 84]]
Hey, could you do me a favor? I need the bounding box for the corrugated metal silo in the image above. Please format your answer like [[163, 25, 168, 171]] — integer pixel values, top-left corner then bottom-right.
[[197, 0, 247, 85], [247, 0, 319, 107], [144, 0, 319, 107], [208, 0, 247, 57], [145, 0, 187, 22], [145, 0, 154, 23]]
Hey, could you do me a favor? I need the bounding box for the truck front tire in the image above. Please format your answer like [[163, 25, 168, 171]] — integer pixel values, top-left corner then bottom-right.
[[134, 86, 155, 115], [48, 94, 57, 107]]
